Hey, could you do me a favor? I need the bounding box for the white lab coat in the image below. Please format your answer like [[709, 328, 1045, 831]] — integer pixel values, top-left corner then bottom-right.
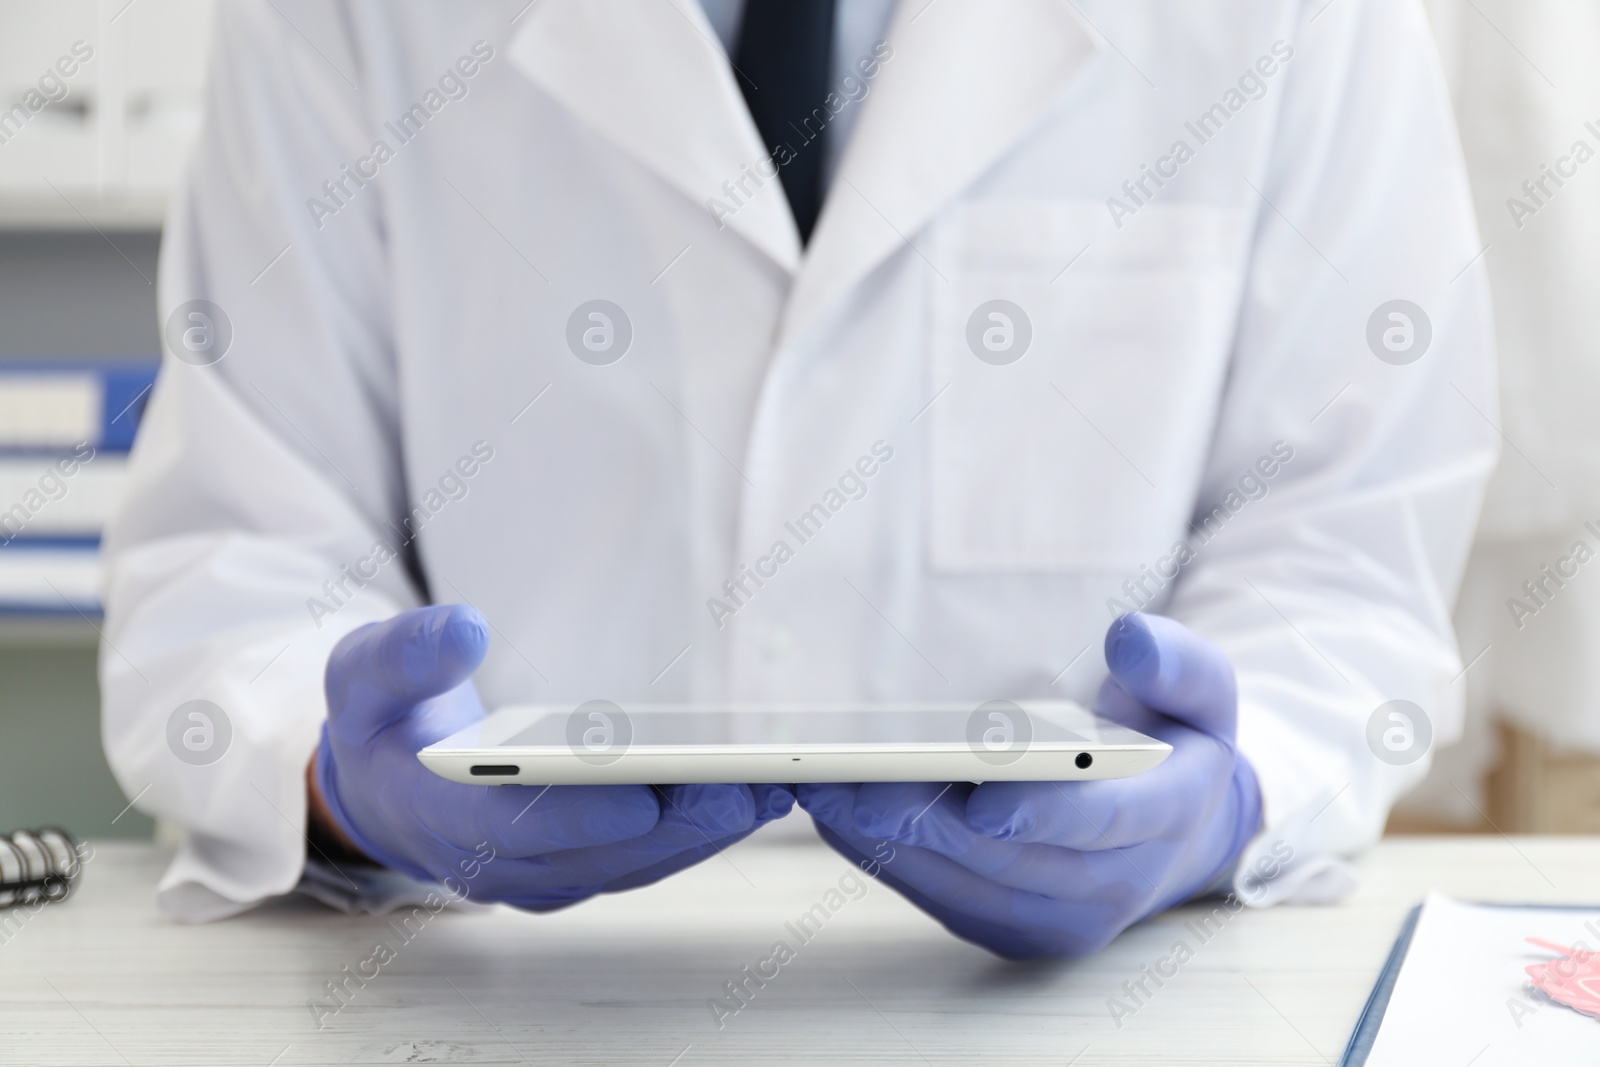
[[102, 0, 1496, 922], [1422, 1, 1600, 769]]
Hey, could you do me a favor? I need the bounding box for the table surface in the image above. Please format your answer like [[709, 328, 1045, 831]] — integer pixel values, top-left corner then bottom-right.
[[3, 832, 1598, 1065]]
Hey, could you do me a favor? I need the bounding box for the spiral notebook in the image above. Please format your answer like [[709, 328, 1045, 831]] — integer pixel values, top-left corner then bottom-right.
[[0, 828, 83, 909], [1340, 893, 1600, 1065]]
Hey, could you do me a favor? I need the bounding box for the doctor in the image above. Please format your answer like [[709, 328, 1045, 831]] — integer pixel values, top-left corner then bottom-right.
[[104, 0, 1495, 958]]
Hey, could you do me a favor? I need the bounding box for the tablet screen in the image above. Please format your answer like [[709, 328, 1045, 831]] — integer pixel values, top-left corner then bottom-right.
[[500, 704, 1105, 750]]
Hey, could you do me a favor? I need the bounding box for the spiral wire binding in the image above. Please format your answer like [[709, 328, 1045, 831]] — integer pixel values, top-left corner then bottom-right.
[[0, 827, 82, 908]]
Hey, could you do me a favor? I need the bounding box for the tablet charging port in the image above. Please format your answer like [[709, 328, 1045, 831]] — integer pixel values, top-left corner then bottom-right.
[[470, 764, 520, 776]]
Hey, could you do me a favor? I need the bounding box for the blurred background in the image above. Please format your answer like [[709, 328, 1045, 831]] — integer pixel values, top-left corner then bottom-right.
[[1, 0, 1596, 842], [0, 0, 213, 840]]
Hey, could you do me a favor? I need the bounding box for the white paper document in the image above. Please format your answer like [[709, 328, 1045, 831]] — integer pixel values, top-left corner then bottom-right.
[[1364, 893, 1600, 1065]]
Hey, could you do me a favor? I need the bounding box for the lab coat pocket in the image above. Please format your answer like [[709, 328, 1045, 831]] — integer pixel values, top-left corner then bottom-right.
[[926, 199, 1241, 573]]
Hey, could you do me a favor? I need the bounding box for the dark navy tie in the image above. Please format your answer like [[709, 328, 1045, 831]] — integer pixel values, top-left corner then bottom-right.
[[734, 0, 837, 245]]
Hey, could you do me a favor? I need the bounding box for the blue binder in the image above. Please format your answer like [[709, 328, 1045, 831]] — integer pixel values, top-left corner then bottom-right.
[[1338, 905, 1423, 1066], [0, 361, 159, 615], [0, 361, 158, 452]]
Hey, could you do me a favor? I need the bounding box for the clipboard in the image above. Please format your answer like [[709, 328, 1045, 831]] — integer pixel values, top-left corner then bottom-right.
[[1340, 898, 1600, 1065]]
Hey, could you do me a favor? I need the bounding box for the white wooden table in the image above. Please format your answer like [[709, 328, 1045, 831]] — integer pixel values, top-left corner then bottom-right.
[[3, 833, 1597, 1065]]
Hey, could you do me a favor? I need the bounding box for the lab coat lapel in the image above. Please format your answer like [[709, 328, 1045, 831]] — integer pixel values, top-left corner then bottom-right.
[[781, 0, 1103, 343], [507, 0, 802, 273]]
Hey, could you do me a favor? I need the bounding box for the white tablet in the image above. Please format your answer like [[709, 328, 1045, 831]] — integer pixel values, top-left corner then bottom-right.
[[418, 701, 1171, 785]]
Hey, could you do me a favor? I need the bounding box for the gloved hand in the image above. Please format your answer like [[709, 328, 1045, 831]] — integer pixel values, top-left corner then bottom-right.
[[314, 604, 793, 909], [797, 612, 1261, 959]]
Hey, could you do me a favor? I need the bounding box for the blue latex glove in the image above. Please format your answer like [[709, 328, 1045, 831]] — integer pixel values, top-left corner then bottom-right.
[[797, 612, 1262, 959], [315, 604, 793, 909]]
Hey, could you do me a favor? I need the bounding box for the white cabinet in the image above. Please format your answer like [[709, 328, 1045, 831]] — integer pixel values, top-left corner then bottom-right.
[[0, 0, 214, 227]]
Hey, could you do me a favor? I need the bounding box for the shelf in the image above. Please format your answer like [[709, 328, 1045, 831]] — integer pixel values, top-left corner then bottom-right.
[[0, 191, 165, 231], [0, 612, 101, 646]]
